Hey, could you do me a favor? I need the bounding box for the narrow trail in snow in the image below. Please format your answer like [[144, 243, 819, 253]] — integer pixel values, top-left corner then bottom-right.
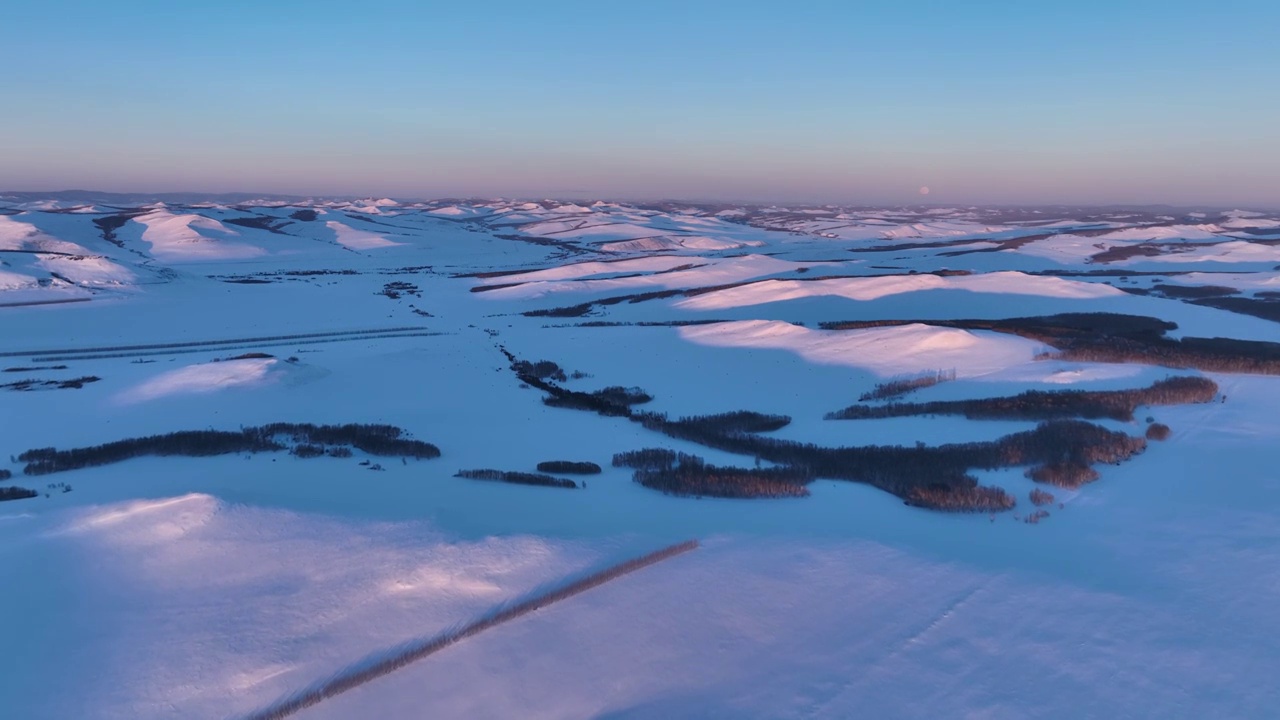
[[238, 539, 700, 720], [0, 326, 430, 359]]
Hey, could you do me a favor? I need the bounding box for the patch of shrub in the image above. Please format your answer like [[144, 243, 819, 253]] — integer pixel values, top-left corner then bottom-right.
[[1190, 296, 1280, 324], [829, 376, 1217, 422], [0, 469, 9, 480], [907, 484, 1015, 512], [536, 461, 602, 474], [327, 446, 353, 458], [291, 443, 326, 458], [859, 369, 957, 401], [17, 422, 439, 476], [1030, 488, 1056, 506], [0, 486, 38, 502], [512, 359, 568, 382], [618, 451, 812, 499], [511, 353, 1164, 512], [2, 376, 101, 392], [455, 469, 577, 489], [1146, 423, 1171, 440], [505, 352, 652, 417], [1026, 462, 1101, 488], [1024, 509, 1050, 524]]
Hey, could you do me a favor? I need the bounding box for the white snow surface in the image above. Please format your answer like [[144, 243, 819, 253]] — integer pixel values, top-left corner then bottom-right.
[[676, 271, 1124, 311], [134, 210, 266, 261], [116, 358, 282, 404], [326, 221, 403, 249], [2, 198, 1280, 720], [680, 320, 1041, 378]]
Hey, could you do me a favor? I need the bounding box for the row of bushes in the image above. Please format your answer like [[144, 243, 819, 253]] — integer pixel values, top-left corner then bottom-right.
[[1030, 488, 1056, 506], [613, 449, 812, 499], [455, 469, 578, 489], [829, 376, 1217, 422], [0, 486, 38, 502], [2, 376, 101, 392], [503, 349, 652, 417], [17, 423, 439, 476], [859, 369, 957, 402], [536, 460, 601, 474]]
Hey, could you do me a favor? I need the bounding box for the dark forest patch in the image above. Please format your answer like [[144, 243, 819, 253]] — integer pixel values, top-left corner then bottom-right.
[[503, 352, 1178, 512], [536, 461, 602, 474], [456, 469, 577, 489], [613, 450, 811, 499], [15, 423, 440, 476], [828, 376, 1217, 423]]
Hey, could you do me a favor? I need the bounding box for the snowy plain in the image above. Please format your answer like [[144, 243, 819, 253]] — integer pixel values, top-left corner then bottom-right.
[[1, 196, 1279, 719]]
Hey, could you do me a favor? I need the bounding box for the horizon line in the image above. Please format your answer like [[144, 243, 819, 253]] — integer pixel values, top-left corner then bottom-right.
[[2, 189, 1275, 213]]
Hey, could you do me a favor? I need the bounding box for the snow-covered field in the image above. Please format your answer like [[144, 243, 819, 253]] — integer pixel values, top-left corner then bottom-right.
[[2, 194, 1279, 719]]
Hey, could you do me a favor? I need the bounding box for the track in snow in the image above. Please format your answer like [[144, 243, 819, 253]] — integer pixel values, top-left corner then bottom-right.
[[0, 326, 432, 360], [239, 539, 700, 720]]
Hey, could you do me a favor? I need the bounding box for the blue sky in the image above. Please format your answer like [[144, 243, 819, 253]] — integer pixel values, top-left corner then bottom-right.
[[2, 0, 1277, 205]]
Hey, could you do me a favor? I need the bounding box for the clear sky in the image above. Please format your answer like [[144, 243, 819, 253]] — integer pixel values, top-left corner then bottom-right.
[[3, 0, 1277, 206]]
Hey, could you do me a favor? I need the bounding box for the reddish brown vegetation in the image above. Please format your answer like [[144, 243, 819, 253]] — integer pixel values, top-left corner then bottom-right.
[[1027, 462, 1102, 488], [1030, 488, 1057, 506]]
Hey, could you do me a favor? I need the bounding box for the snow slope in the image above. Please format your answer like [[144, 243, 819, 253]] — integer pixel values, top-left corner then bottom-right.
[[134, 210, 266, 261], [677, 271, 1124, 311], [679, 320, 1042, 378]]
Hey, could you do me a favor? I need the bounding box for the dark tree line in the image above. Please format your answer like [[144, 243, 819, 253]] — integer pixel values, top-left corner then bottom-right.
[[0, 486, 37, 502], [613, 448, 704, 471], [455, 469, 578, 489], [536, 461, 601, 474], [1190, 296, 1280, 324], [829, 376, 1217, 422], [290, 443, 326, 458], [505, 352, 1169, 512], [2, 376, 101, 392], [627, 453, 813, 500], [17, 423, 440, 476]]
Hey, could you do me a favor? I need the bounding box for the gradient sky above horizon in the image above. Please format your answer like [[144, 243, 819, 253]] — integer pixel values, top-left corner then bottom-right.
[[2, 0, 1278, 206]]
